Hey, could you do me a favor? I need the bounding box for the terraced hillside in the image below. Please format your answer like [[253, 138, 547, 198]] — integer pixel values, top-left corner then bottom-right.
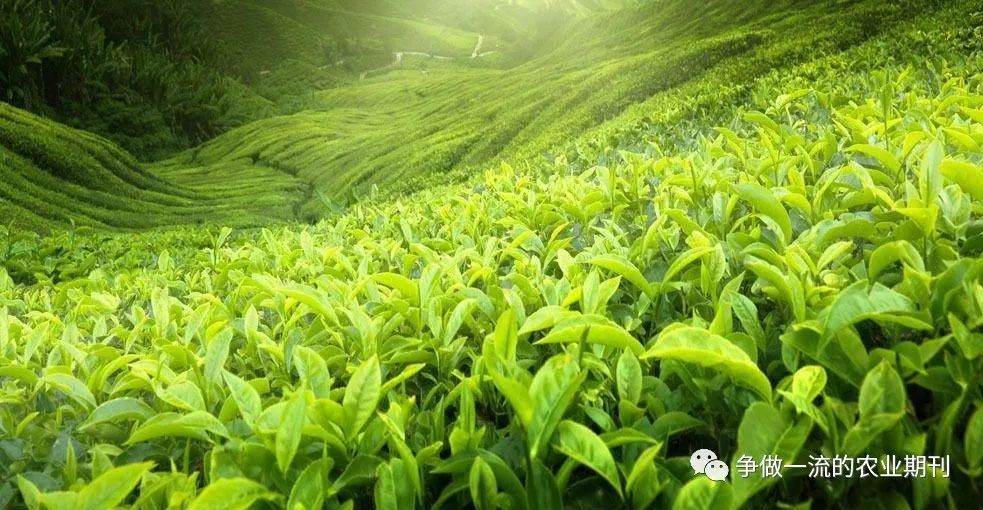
[[0, 0, 590, 160], [0, 104, 310, 230], [1, 0, 977, 228], [206, 0, 481, 80], [7, 0, 961, 228], [176, 0, 961, 214], [1, 0, 648, 229], [204, 0, 641, 100]]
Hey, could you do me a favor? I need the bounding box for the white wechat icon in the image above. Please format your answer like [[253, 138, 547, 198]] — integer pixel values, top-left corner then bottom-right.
[[690, 448, 717, 473], [691, 449, 730, 481], [704, 459, 730, 481]]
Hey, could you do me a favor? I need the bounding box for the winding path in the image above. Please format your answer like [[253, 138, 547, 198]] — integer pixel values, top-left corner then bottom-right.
[[471, 34, 484, 58], [360, 33, 490, 80]]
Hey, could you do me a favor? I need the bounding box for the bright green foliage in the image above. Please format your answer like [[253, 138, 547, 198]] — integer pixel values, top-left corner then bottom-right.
[[0, 0, 622, 158], [183, 0, 951, 208], [642, 326, 772, 401], [1, 1, 983, 509], [3, 0, 968, 227]]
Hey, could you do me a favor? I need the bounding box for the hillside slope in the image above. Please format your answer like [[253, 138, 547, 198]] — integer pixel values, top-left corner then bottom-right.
[[2, 0, 977, 231], [0, 0, 572, 159], [0, 103, 310, 230], [1, 0, 634, 225], [174, 0, 959, 215], [205, 0, 636, 93]]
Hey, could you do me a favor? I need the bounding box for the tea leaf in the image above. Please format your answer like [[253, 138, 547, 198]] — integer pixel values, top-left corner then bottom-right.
[[78, 462, 153, 510], [277, 388, 308, 472], [529, 355, 585, 458], [343, 356, 382, 440], [188, 478, 278, 510], [642, 326, 772, 400], [127, 411, 229, 444], [469, 457, 498, 510], [555, 420, 622, 497]]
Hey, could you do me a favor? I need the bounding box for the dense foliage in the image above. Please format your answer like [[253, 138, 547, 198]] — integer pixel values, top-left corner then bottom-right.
[[0, 103, 312, 232], [0, 0, 607, 159], [0, 0, 251, 157], [1, 0, 982, 509], [3, 16, 983, 508]]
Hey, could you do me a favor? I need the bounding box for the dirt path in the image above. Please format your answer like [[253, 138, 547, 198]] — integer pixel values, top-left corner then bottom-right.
[[400, 51, 454, 61], [360, 33, 488, 80], [471, 34, 484, 58]]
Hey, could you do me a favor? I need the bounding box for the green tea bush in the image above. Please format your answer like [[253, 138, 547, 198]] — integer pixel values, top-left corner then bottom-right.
[[1, 2, 982, 509], [1, 43, 981, 508], [0, 102, 311, 232]]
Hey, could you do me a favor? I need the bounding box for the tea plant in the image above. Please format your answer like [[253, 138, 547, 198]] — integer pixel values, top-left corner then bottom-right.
[[2, 39, 982, 508], [2, 1, 983, 509]]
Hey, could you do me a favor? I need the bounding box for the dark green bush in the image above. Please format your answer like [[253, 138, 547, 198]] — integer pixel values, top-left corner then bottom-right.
[[0, 0, 265, 159]]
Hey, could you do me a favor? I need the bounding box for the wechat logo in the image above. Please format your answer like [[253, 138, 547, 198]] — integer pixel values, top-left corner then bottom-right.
[[691, 448, 730, 482]]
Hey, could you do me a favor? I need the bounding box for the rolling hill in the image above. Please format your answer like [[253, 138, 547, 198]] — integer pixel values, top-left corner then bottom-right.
[[5, 0, 967, 229], [0, 103, 310, 230]]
